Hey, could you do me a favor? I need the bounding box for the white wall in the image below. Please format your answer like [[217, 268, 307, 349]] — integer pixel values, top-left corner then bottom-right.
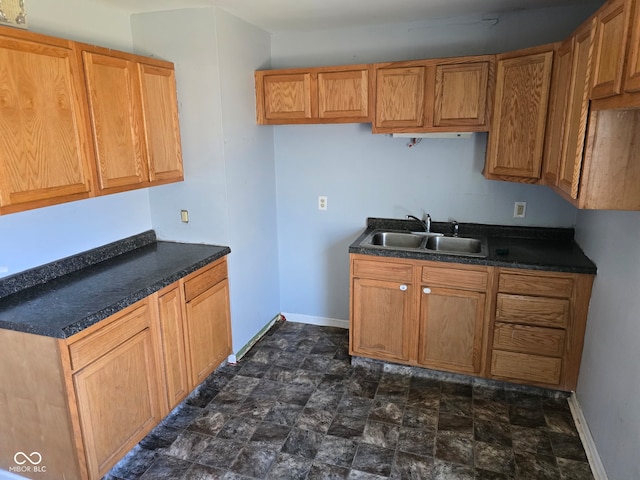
[[131, 8, 280, 355], [574, 210, 640, 480], [272, 5, 600, 321], [0, 0, 149, 278], [271, 5, 601, 68]]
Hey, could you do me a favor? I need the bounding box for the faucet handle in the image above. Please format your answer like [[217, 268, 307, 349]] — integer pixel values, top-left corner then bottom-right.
[[452, 221, 459, 237]]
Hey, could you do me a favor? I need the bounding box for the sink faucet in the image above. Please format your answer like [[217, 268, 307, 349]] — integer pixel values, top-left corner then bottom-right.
[[406, 214, 431, 233], [452, 221, 459, 237]]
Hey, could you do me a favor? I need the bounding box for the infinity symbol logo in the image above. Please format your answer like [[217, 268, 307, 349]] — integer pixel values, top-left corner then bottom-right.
[[14, 452, 42, 465]]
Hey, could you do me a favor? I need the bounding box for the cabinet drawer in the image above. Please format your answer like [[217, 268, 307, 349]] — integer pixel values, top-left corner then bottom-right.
[[353, 259, 413, 283], [422, 266, 487, 291], [68, 302, 150, 371], [496, 293, 569, 328], [491, 350, 562, 385], [184, 260, 228, 302], [499, 272, 573, 298], [493, 322, 565, 357]]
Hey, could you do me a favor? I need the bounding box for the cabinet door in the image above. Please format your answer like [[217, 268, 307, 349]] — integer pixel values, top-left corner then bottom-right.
[[259, 73, 313, 122], [486, 48, 553, 181], [375, 66, 426, 129], [351, 277, 414, 362], [0, 35, 92, 214], [83, 51, 149, 192], [418, 287, 485, 374], [318, 69, 370, 120], [138, 63, 184, 185], [542, 40, 573, 186], [591, 0, 633, 98], [184, 280, 232, 386], [625, 0, 640, 91], [558, 21, 595, 199], [73, 313, 161, 479], [157, 286, 190, 410], [434, 61, 490, 128]]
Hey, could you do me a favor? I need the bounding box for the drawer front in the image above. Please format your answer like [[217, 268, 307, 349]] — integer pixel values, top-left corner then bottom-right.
[[496, 293, 569, 328], [184, 260, 228, 302], [422, 266, 487, 291], [493, 322, 565, 357], [491, 350, 562, 385], [68, 302, 150, 371], [499, 272, 573, 298], [353, 259, 413, 283]]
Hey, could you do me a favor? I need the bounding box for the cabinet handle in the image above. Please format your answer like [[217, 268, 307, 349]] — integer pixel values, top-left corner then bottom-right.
[[399, 284, 408, 291], [423, 287, 431, 294]]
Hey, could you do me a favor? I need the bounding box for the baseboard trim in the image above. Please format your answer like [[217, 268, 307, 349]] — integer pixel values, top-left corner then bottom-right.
[[281, 313, 349, 330], [235, 314, 281, 360], [568, 393, 608, 480]]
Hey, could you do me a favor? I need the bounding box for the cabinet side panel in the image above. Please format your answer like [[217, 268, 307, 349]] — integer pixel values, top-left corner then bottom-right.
[[0, 330, 81, 480]]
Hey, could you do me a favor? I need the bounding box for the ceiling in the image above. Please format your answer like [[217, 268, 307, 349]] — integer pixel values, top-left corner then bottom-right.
[[92, 0, 596, 33]]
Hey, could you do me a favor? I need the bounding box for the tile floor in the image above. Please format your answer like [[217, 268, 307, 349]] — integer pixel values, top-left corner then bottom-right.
[[104, 321, 594, 479]]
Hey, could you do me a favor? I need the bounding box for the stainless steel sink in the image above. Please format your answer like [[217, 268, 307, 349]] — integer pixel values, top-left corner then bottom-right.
[[425, 235, 487, 257], [363, 229, 487, 258], [370, 231, 426, 248]]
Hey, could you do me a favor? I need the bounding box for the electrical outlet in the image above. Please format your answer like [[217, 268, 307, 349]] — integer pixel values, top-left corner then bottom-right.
[[318, 196, 327, 211], [180, 210, 189, 223], [514, 202, 527, 218]]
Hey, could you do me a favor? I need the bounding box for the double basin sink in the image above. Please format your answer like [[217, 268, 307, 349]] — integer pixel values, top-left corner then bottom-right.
[[365, 230, 488, 258]]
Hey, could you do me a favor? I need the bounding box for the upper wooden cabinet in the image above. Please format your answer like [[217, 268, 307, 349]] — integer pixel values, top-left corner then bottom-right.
[[80, 45, 184, 195], [625, 0, 640, 91], [591, 0, 633, 99], [485, 45, 554, 182], [372, 56, 494, 133], [0, 28, 94, 214], [255, 65, 372, 124], [0, 25, 184, 216], [542, 40, 573, 186]]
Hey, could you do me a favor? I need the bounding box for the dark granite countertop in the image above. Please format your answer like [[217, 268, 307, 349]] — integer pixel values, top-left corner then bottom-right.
[[0, 231, 230, 338], [349, 218, 596, 274]]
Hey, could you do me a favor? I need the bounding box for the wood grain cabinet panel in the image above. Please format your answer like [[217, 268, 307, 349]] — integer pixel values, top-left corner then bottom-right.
[[71, 302, 161, 480], [434, 61, 490, 127], [542, 39, 573, 186], [156, 285, 190, 411], [375, 66, 426, 129], [372, 56, 494, 133], [591, 0, 633, 99], [318, 69, 369, 119], [625, 0, 640, 91], [493, 322, 565, 357], [255, 65, 372, 124], [0, 30, 93, 214], [485, 46, 553, 182], [351, 277, 414, 362], [82, 51, 148, 192], [418, 286, 486, 374], [139, 63, 184, 185], [184, 265, 232, 386], [558, 20, 595, 200], [491, 350, 562, 385]]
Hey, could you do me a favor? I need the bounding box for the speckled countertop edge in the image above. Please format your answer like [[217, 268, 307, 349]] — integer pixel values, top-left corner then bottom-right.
[[349, 218, 597, 275], [0, 230, 157, 299], [0, 232, 231, 338]]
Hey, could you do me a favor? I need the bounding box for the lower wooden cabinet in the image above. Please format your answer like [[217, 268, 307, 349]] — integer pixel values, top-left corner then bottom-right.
[[0, 257, 232, 480], [418, 265, 490, 374], [350, 255, 493, 377], [349, 254, 594, 391]]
